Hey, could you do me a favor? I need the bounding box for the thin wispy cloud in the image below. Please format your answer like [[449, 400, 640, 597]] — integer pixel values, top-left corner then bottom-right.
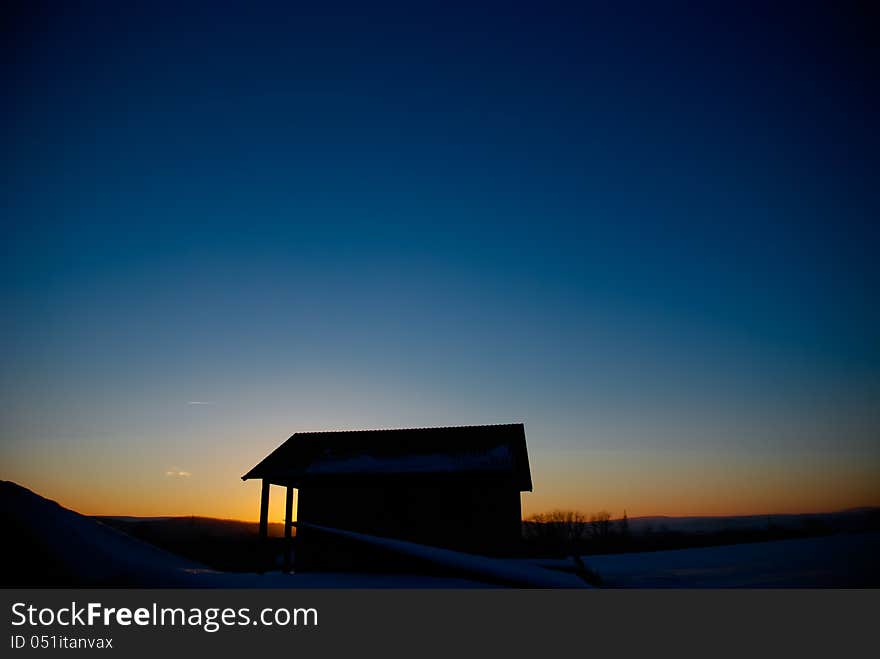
[[165, 468, 192, 478], [186, 401, 216, 406]]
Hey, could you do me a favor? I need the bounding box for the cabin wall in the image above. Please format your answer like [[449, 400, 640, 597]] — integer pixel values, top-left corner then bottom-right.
[[295, 481, 523, 571]]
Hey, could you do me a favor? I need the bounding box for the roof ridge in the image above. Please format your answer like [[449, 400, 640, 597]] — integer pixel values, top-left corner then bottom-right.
[[291, 423, 524, 436]]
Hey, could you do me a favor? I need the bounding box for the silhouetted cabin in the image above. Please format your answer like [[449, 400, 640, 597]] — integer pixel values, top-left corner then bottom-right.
[[242, 424, 532, 571]]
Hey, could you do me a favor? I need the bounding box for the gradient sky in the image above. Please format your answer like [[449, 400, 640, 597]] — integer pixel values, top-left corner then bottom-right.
[[2, 1, 878, 522]]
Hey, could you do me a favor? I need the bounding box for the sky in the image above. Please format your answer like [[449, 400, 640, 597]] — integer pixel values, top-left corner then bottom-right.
[[2, 1, 878, 522]]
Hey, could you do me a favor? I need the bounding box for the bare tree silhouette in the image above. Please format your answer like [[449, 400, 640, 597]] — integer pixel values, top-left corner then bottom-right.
[[590, 511, 611, 539]]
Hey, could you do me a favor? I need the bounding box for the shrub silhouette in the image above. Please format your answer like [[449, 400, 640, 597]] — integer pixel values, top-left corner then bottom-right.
[[523, 510, 588, 556]]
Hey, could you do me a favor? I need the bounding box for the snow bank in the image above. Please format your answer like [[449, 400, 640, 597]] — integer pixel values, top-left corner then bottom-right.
[[583, 532, 880, 587], [296, 522, 588, 588]]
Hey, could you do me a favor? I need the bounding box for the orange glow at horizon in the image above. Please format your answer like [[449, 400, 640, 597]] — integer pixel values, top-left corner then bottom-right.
[[3, 442, 878, 523]]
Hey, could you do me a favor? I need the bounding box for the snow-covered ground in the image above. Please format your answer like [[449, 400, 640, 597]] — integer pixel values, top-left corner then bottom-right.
[[3, 481, 876, 587], [514, 532, 880, 587], [295, 521, 586, 587], [585, 531, 880, 587]]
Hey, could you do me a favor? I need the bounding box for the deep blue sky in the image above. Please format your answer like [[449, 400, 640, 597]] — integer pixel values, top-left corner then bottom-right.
[[2, 1, 878, 518]]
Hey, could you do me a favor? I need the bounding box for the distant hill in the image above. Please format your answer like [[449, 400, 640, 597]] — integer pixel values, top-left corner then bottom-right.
[[95, 515, 286, 536], [94, 516, 287, 572], [623, 508, 880, 536]]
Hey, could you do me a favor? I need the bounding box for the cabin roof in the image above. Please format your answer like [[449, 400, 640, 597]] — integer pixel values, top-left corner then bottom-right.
[[242, 423, 532, 491]]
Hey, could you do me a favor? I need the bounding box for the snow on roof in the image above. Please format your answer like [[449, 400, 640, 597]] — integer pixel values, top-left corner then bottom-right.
[[243, 423, 532, 490], [306, 445, 513, 476]]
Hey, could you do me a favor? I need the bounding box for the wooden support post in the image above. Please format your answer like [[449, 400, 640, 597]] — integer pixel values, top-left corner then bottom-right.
[[259, 479, 270, 540], [257, 479, 271, 573], [284, 486, 294, 573]]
